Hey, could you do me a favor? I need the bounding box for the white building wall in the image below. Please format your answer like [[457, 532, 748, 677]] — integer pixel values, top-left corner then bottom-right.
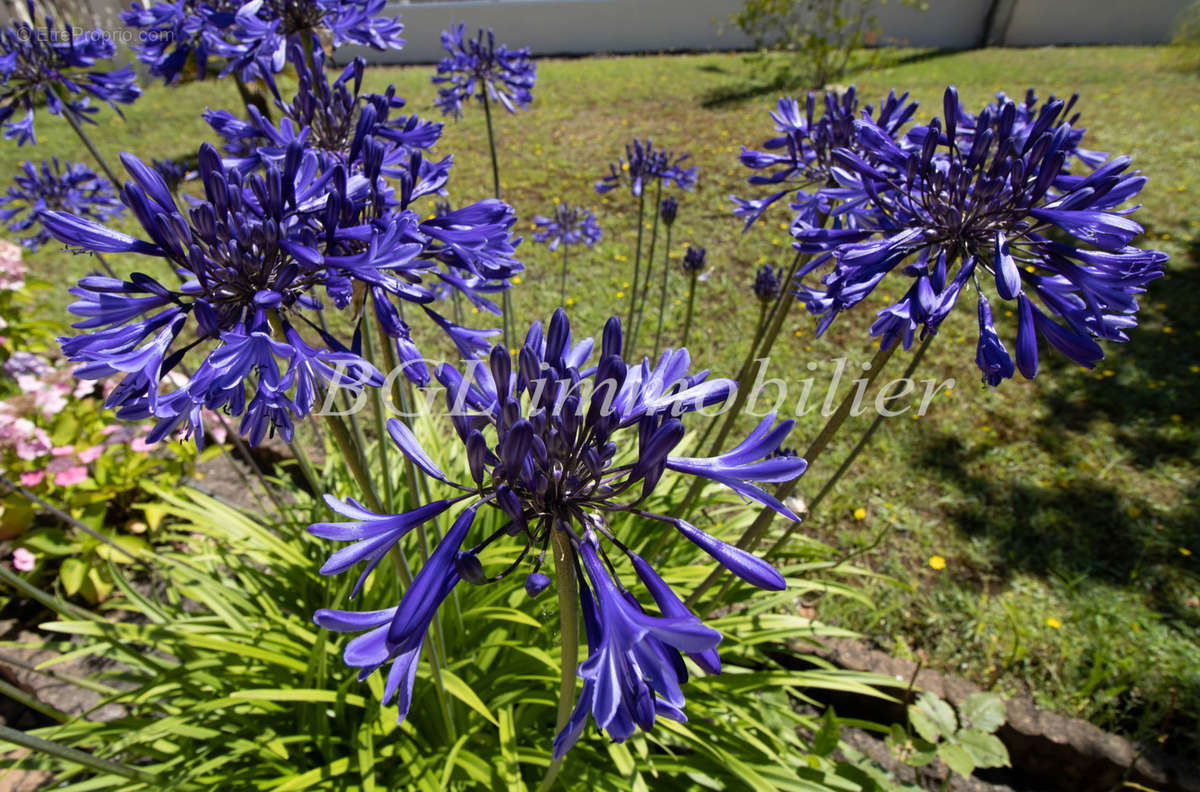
[[347, 0, 1189, 64]]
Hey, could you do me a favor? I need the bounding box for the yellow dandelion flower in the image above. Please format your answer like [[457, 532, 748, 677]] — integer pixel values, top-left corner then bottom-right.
[[853, 507, 866, 520], [616, 291, 625, 298], [928, 555, 946, 570], [1181, 547, 1193, 557], [1046, 617, 1062, 629]]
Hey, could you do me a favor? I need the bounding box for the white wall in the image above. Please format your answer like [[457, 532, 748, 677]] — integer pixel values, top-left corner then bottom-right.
[[344, 0, 1190, 64]]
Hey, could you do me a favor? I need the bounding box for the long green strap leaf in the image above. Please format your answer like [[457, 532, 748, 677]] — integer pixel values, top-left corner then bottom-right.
[[0, 723, 159, 784]]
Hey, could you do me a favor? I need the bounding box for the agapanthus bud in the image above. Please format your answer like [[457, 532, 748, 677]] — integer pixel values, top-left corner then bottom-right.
[[681, 245, 707, 273], [455, 552, 487, 585], [660, 196, 679, 226], [524, 572, 551, 597], [753, 265, 782, 302]]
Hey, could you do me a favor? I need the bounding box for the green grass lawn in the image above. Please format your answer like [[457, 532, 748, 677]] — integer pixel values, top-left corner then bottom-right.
[[5, 45, 1197, 754]]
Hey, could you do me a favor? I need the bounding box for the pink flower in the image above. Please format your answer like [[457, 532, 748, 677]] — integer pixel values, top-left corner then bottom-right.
[[15, 422, 51, 461], [54, 466, 88, 487], [19, 469, 44, 487], [73, 379, 95, 399], [77, 444, 104, 463], [11, 548, 35, 572], [130, 436, 153, 453], [101, 424, 122, 436], [0, 239, 25, 292], [50, 445, 75, 457]]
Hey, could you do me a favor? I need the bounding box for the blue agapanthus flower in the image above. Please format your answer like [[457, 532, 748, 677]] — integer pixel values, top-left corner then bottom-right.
[[204, 43, 442, 172], [753, 265, 782, 303], [596, 138, 698, 197], [221, 0, 405, 89], [732, 87, 917, 232], [533, 204, 603, 251], [0, 1, 142, 146], [795, 86, 1166, 385], [0, 158, 123, 252], [312, 309, 806, 753], [121, 0, 241, 84], [432, 24, 536, 118], [42, 141, 520, 447]]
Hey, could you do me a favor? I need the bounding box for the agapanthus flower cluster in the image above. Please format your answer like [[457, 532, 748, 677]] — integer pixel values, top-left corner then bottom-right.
[[204, 43, 442, 174], [43, 137, 521, 447], [312, 310, 805, 753], [533, 204, 603, 251], [596, 138, 698, 197], [433, 24, 536, 118], [222, 0, 405, 88], [753, 265, 782, 303], [0, 158, 124, 251], [732, 87, 917, 231], [794, 86, 1166, 385], [121, 0, 241, 84], [0, 1, 142, 145]]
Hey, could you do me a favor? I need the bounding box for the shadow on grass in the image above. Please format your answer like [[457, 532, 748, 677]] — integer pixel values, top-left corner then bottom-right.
[[697, 47, 964, 109]]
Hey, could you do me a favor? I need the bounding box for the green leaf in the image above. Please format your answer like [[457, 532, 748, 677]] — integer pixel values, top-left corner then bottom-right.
[[812, 708, 839, 758], [960, 692, 1006, 734], [907, 706, 940, 744], [956, 731, 1009, 769], [914, 692, 957, 738], [938, 742, 975, 778], [93, 534, 150, 565], [441, 669, 498, 726], [59, 558, 87, 597]]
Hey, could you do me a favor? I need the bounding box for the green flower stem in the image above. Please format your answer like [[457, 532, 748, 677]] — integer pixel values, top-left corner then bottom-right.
[[681, 269, 698, 348], [538, 528, 580, 792], [481, 91, 512, 350], [685, 338, 901, 610], [233, 73, 271, 121], [287, 436, 322, 498], [622, 189, 648, 359], [765, 334, 934, 561], [675, 246, 810, 520], [55, 94, 120, 187], [323, 410, 383, 513], [629, 180, 664, 353], [54, 100, 118, 277], [651, 224, 674, 357], [559, 243, 570, 308], [361, 316, 396, 512]]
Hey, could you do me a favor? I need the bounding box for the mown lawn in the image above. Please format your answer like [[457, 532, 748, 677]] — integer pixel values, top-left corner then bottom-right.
[[5, 45, 1197, 754]]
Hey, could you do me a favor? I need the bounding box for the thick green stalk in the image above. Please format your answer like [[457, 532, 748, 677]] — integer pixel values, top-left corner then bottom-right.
[[765, 334, 934, 560], [55, 105, 118, 277], [480, 92, 512, 349], [362, 316, 396, 512], [651, 225, 674, 357], [629, 180, 664, 353], [538, 529, 580, 792], [681, 269, 698, 348], [621, 190, 648, 358], [288, 437, 322, 497], [559, 243, 570, 308], [323, 411, 383, 513], [685, 339, 901, 609]]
